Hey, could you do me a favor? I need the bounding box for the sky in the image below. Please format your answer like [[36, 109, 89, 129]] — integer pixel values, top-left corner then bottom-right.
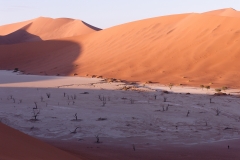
[[0, 0, 240, 29]]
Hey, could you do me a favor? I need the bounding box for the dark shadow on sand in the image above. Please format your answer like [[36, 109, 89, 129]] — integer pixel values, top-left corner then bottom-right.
[[0, 23, 42, 45], [82, 21, 102, 31], [0, 40, 82, 84]]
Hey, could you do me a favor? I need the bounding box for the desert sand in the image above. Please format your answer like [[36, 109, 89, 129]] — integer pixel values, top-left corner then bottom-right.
[[1, 8, 240, 159]]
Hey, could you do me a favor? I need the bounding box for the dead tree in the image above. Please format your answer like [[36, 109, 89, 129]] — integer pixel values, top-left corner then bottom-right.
[[166, 104, 169, 111], [163, 97, 167, 102], [130, 99, 135, 104], [46, 93, 51, 98], [99, 95, 102, 101], [186, 110, 190, 117], [132, 144, 136, 151], [34, 102, 38, 109], [95, 134, 100, 143], [32, 109, 40, 121], [102, 97, 107, 106], [74, 113, 78, 121], [216, 108, 221, 116], [70, 127, 80, 134]]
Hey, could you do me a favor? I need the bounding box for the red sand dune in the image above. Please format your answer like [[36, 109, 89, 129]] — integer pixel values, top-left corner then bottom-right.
[[0, 123, 81, 160], [0, 17, 101, 44], [1, 8, 240, 88]]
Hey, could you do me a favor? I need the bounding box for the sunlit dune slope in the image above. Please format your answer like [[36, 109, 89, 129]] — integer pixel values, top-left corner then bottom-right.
[[0, 17, 101, 44], [0, 123, 81, 160], [1, 9, 240, 87], [72, 11, 240, 88]]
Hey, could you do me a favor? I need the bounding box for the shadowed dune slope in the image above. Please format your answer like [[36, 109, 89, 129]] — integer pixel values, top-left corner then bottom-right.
[[1, 9, 240, 87], [0, 39, 82, 76], [0, 19, 33, 35], [0, 123, 81, 160], [0, 17, 101, 44], [0, 24, 42, 45]]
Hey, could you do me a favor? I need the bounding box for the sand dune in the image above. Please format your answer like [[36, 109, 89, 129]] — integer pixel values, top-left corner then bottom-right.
[[0, 17, 101, 44], [68, 10, 240, 88], [204, 8, 240, 18], [1, 9, 240, 88], [0, 122, 81, 160]]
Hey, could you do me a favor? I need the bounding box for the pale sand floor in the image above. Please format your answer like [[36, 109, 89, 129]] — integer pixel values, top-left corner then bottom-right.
[[1, 70, 240, 148]]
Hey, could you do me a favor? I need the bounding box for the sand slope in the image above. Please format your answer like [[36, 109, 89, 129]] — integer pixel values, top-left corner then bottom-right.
[[0, 17, 101, 44], [1, 9, 240, 87], [70, 10, 240, 88], [0, 122, 81, 160], [0, 39, 82, 75]]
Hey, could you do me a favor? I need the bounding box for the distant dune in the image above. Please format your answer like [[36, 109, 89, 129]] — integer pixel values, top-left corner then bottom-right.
[[0, 123, 81, 160], [0, 17, 101, 44], [1, 8, 240, 88]]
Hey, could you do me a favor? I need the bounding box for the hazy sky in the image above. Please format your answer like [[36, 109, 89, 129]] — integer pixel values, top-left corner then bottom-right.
[[0, 0, 240, 29]]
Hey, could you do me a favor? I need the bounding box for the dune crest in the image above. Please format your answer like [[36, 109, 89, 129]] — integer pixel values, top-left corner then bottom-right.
[[204, 8, 240, 18], [0, 17, 101, 44]]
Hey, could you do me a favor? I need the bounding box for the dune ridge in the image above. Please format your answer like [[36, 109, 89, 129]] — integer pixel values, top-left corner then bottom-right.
[[0, 17, 101, 44], [204, 8, 240, 18]]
